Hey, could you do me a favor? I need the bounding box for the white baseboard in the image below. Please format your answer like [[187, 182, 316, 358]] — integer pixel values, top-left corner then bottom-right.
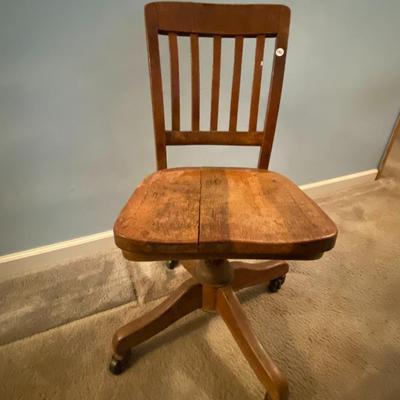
[[300, 169, 378, 198], [0, 168, 377, 281], [0, 231, 115, 280]]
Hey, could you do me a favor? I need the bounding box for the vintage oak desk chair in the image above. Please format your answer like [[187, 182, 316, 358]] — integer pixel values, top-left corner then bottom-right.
[[109, 2, 337, 399]]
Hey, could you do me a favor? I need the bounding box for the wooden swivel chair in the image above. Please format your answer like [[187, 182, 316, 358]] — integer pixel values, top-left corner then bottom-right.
[[109, 3, 338, 399]]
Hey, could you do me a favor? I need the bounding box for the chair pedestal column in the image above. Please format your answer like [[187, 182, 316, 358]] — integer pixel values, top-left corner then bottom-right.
[[110, 259, 289, 400]]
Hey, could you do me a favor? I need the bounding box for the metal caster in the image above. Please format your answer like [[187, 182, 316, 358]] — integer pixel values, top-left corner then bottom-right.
[[268, 275, 286, 293], [166, 260, 179, 270], [109, 354, 128, 375]]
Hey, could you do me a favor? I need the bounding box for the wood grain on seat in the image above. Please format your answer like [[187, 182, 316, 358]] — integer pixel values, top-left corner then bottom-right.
[[114, 168, 337, 261]]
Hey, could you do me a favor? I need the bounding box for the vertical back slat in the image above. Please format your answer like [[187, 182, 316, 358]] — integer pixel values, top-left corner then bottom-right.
[[168, 33, 180, 130], [229, 36, 244, 132], [249, 35, 266, 131], [190, 34, 200, 131], [210, 36, 222, 131]]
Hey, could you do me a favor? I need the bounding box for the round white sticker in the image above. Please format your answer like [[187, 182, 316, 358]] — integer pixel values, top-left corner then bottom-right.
[[275, 48, 285, 57]]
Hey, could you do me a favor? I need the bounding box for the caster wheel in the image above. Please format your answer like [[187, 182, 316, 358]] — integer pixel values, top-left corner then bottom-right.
[[109, 356, 127, 375], [166, 260, 179, 270], [268, 275, 286, 293]]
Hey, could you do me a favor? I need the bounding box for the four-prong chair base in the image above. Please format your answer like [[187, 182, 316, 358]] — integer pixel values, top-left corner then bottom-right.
[[110, 259, 289, 400]]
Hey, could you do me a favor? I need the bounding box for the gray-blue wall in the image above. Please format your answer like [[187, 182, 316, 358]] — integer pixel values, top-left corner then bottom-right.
[[1, 0, 399, 255]]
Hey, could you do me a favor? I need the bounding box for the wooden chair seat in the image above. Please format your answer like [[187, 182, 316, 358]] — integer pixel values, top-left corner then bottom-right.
[[114, 167, 337, 261]]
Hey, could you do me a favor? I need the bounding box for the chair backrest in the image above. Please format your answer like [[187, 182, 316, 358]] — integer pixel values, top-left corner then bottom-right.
[[145, 2, 290, 170]]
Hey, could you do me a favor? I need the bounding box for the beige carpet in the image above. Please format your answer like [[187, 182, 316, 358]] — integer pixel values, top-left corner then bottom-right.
[[0, 251, 137, 345], [0, 252, 191, 345], [1, 144, 399, 399]]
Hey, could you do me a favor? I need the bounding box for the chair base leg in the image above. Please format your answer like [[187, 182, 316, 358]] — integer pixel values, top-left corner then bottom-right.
[[230, 260, 289, 291], [110, 260, 290, 400]]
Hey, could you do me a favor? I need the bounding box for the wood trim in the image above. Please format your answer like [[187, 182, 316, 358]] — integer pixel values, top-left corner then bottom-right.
[[376, 111, 400, 179]]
